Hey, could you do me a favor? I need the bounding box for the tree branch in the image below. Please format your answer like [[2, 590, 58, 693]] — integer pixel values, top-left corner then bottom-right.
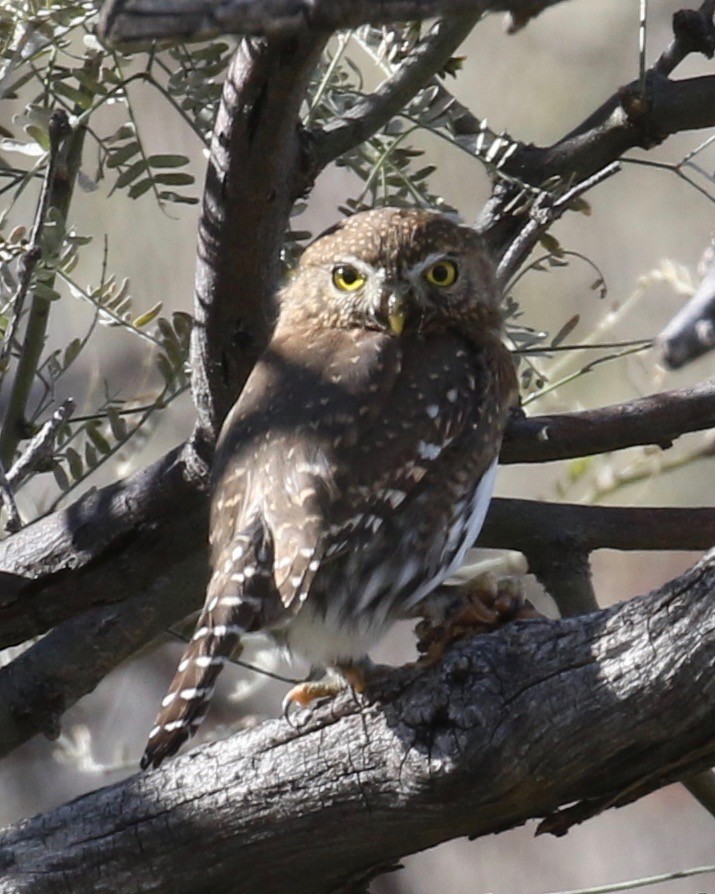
[[97, 0, 578, 46], [310, 15, 481, 170], [658, 246, 715, 368], [1, 551, 712, 893], [0, 497, 712, 758], [191, 33, 326, 440], [500, 380, 715, 463], [0, 380, 712, 651]]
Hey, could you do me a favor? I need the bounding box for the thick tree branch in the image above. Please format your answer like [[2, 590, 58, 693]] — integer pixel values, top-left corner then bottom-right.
[[98, 0, 576, 46], [0, 498, 712, 758], [1, 552, 713, 894], [191, 33, 326, 439]]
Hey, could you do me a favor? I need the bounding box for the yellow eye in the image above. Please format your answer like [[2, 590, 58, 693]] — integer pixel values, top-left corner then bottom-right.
[[424, 260, 458, 288], [332, 265, 366, 292]]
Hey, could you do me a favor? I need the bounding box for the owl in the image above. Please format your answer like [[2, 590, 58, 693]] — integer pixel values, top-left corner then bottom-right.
[[141, 207, 519, 769]]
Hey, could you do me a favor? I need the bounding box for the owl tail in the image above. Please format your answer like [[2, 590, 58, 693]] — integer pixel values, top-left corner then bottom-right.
[[140, 595, 259, 770]]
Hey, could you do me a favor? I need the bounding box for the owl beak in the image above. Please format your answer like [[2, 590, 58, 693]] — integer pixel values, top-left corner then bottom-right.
[[386, 292, 408, 336]]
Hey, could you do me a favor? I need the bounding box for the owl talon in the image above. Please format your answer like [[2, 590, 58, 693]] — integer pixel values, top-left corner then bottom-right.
[[416, 574, 542, 665], [281, 678, 346, 726]]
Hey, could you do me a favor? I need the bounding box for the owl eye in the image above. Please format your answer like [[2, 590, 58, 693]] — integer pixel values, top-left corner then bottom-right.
[[332, 265, 366, 292], [424, 260, 458, 288]]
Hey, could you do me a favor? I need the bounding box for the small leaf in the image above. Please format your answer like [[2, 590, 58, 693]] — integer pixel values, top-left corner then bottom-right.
[[539, 233, 564, 257], [128, 178, 154, 199], [115, 159, 148, 189], [147, 154, 190, 168], [152, 172, 194, 186], [52, 461, 69, 490], [551, 315, 580, 348], [87, 425, 112, 454], [64, 338, 82, 367], [106, 142, 140, 168], [133, 302, 162, 328], [84, 441, 98, 467], [107, 407, 128, 441], [65, 447, 83, 480]]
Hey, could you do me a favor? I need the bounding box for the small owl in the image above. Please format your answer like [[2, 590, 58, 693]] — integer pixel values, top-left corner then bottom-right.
[[142, 207, 519, 769]]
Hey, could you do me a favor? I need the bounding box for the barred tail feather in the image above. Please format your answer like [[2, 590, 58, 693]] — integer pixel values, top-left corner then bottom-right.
[[141, 594, 261, 770]]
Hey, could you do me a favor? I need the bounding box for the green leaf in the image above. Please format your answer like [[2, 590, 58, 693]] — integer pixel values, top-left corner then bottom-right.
[[107, 407, 128, 441], [87, 425, 112, 454], [63, 338, 82, 367], [115, 159, 148, 189], [152, 172, 194, 186], [147, 154, 190, 168], [539, 233, 564, 257], [106, 142, 140, 168], [158, 192, 199, 205], [133, 302, 162, 328], [84, 441, 98, 468], [52, 461, 69, 491], [65, 447, 83, 480], [128, 178, 154, 199]]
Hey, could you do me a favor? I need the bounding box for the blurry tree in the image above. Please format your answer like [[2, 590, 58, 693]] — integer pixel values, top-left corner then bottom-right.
[[0, 1, 713, 892]]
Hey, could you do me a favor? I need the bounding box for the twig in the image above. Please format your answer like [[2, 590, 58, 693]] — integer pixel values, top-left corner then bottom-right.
[[658, 243, 715, 368], [5, 398, 75, 490], [537, 864, 715, 894], [525, 544, 599, 616], [479, 500, 715, 554], [312, 14, 481, 168], [653, 0, 715, 76], [0, 60, 97, 469], [0, 110, 71, 367], [0, 463, 21, 533], [495, 163, 621, 286]]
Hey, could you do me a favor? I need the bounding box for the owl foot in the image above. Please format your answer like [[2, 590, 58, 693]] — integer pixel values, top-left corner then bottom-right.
[[415, 573, 542, 665]]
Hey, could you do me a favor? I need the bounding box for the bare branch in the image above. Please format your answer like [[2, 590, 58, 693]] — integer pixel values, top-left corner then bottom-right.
[[191, 33, 326, 439], [1, 552, 712, 893], [0, 496, 711, 757], [658, 245, 715, 368], [97, 0, 578, 47], [5, 398, 75, 490], [500, 381, 715, 464], [480, 500, 715, 554], [654, 0, 715, 76]]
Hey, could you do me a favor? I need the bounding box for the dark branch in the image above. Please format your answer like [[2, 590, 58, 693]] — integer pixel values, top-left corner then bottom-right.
[[480, 500, 715, 554], [1, 552, 713, 893], [97, 0, 577, 46], [0, 497, 712, 757], [191, 33, 326, 439], [500, 380, 715, 463], [658, 245, 715, 368]]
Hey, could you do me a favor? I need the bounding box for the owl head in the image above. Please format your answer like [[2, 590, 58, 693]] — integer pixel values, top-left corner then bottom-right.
[[277, 208, 502, 338]]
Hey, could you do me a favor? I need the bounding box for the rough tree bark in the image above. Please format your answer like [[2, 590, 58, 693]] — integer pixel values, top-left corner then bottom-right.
[[1, 552, 713, 893]]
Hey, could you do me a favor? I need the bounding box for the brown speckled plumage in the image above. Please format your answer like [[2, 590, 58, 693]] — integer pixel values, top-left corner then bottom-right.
[[142, 207, 518, 769]]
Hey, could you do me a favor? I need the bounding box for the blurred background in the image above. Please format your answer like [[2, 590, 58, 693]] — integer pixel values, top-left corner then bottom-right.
[[0, 0, 713, 891]]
